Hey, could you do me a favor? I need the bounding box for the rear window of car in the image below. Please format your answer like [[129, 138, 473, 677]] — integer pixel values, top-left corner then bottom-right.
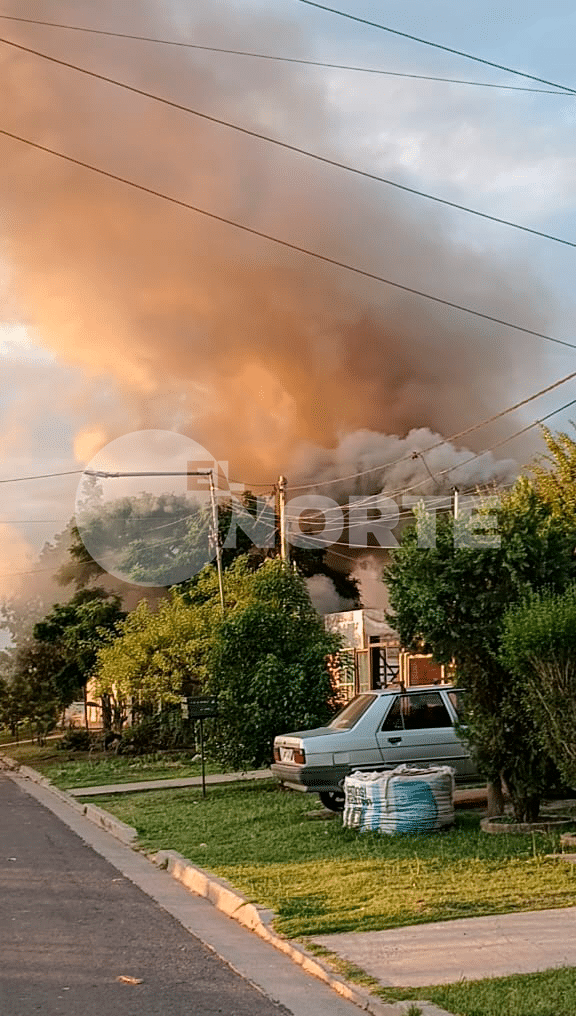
[[328, 694, 378, 730]]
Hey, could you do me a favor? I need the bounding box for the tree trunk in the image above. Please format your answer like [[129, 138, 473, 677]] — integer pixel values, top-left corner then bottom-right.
[[486, 778, 505, 816], [101, 694, 112, 732], [83, 685, 89, 732]]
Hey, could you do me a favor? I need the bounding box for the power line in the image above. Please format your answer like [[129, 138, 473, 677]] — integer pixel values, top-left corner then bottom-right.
[[305, 396, 576, 544], [1, 36, 573, 250], [1, 127, 574, 354], [289, 369, 576, 492], [377, 394, 576, 502], [0, 565, 60, 579], [0, 469, 83, 485], [295, 0, 576, 96], [0, 377, 573, 497], [0, 13, 565, 94], [286, 386, 576, 529]]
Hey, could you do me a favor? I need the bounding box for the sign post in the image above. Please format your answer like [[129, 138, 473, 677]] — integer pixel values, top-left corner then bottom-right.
[[186, 696, 218, 798]]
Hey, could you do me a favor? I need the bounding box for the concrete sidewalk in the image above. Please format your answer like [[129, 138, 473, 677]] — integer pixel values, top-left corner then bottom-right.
[[69, 773, 489, 802], [68, 769, 273, 796], [312, 906, 576, 987]]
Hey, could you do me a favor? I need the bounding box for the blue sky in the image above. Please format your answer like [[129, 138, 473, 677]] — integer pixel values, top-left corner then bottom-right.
[[0, 0, 574, 595]]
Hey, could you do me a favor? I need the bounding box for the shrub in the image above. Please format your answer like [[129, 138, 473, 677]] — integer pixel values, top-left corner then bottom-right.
[[57, 726, 91, 752]]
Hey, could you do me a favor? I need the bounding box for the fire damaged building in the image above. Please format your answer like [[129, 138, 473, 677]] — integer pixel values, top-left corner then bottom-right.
[[324, 608, 452, 701]]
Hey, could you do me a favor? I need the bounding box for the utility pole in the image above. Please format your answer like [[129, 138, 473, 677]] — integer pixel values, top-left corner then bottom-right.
[[278, 475, 289, 563], [208, 471, 225, 612], [453, 486, 459, 520]]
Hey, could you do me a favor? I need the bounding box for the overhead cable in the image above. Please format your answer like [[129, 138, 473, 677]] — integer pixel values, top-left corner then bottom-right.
[[1, 127, 574, 354], [1, 35, 573, 250], [289, 369, 576, 492], [0, 13, 565, 93], [294, 0, 576, 95]]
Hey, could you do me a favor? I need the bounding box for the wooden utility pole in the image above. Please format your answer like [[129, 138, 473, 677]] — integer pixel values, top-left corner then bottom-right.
[[208, 472, 225, 612], [278, 475, 288, 563]]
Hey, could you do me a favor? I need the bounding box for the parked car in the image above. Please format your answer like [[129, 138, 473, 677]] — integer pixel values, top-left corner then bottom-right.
[[271, 685, 479, 811]]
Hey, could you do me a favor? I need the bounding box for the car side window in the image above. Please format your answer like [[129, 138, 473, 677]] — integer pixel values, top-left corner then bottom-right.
[[381, 697, 404, 731], [381, 692, 452, 731]]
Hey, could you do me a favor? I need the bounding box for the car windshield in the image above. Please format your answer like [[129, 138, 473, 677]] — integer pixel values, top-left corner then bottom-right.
[[328, 694, 378, 730]]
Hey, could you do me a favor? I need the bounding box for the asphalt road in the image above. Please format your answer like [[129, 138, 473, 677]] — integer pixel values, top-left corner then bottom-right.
[[0, 774, 290, 1016]]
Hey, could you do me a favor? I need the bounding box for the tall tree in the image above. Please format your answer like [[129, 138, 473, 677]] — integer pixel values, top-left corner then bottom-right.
[[531, 427, 576, 528], [59, 491, 360, 602], [385, 480, 576, 822], [33, 588, 125, 726], [501, 584, 576, 789], [208, 559, 340, 769], [8, 641, 63, 743]]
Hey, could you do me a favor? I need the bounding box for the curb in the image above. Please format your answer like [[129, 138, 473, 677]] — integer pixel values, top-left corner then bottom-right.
[[0, 754, 451, 1016], [153, 848, 449, 1016], [1, 756, 138, 846]]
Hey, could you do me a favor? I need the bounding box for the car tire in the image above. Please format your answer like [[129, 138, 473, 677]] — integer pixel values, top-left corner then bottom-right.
[[319, 790, 345, 812]]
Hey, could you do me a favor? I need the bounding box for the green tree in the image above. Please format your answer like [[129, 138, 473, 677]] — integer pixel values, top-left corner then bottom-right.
[[59, 490, 360, 602], [8, 641, 62, 743], [501, 584, 576, 789], [531, 427, 576, 527], [385, 481, 576, 822], [95, 556, 339, 766], [208, 559, 340, 769], [33, 589, 125, 726], [94, 565, 229, 728]]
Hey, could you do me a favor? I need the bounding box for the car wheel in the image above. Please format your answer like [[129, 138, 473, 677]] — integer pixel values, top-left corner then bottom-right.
[[319, 790, 345, 812]]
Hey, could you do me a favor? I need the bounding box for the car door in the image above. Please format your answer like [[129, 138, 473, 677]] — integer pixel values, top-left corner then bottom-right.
[[375, 690, 472, 775]]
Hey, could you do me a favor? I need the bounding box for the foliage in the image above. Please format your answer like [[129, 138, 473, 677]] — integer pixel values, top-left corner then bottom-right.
[[60, 488, 360, 602], [32, 588, 125, 721], [6, 640, 63, 743], [95, 554, 339, 762], [531, 427, 576, 528], [116, 708, 196, 754], [94, 571, 221, 726], [207, 559, 340, 769], [57, 726, 92, 752], [385, 480, 576, 822], [501, 584, 576, 788]]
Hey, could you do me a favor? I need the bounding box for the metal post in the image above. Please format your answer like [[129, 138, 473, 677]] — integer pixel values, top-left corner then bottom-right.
[[209, 472, 225, 612], [278, 475, 288, 563], [199, 717, 206, 799]]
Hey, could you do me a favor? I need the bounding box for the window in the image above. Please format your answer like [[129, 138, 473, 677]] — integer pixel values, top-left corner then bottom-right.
[[381, 692, 452, 731], [448, 690, 464, 717], [328, 693, 377, 730]]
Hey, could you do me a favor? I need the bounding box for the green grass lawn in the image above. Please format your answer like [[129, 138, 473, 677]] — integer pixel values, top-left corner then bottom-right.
[[0, 743, 233, 789], [375, 966, 576, 1016], [88, 780, 576, 939]]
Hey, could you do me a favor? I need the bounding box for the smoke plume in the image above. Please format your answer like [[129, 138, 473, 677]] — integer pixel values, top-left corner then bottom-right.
[[0, 0, 551, 494]]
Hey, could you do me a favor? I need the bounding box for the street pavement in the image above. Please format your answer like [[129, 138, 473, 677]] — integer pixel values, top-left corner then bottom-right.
[[0, 774, 364, 1016]]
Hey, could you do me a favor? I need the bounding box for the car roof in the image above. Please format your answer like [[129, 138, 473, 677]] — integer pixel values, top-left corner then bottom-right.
[[367, 684, 458, 695]]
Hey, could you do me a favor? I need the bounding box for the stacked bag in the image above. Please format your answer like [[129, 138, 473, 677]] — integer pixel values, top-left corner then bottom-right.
[[343, 764, 455, 835]]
